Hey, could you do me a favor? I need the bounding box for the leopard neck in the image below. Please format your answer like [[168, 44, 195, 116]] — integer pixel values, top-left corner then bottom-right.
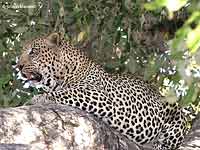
[[59, 41, 110, 86]]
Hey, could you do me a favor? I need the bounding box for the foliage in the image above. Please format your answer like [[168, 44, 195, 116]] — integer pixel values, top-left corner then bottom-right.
[[0, 0, 199, 109], [145, 0, 200, 107]]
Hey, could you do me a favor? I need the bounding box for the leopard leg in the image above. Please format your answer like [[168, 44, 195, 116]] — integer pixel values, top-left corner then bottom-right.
[[33, 86, 115, 123], [30, 94, 55, 104], [153, 110, 187, 150]]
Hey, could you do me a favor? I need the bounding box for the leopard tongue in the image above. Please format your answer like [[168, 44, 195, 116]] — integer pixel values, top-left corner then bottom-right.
[[22, 71, 42, 82], [25, 73, 33, 80], [25, 73, 39, 83]]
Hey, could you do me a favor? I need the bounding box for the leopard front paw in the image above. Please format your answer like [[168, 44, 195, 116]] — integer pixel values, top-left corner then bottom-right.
[[29, 94, 54, 105]]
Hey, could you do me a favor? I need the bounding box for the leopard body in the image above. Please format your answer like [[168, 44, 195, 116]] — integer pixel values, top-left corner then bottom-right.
[[17, 33, 188, 149]]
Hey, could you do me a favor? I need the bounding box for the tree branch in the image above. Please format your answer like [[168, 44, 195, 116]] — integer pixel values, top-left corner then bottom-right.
[[0, 104, 199, 150]]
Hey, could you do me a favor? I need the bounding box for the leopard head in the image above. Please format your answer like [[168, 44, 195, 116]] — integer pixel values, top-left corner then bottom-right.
[[17, 33, 90, 90]]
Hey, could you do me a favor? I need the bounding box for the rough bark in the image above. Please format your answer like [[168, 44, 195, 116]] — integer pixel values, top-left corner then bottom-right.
[[180, 113, 200, 150], [0, 104, 199, 150]]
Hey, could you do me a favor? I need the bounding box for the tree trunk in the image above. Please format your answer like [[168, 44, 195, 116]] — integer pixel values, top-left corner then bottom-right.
[[0, 104, 199, 150]]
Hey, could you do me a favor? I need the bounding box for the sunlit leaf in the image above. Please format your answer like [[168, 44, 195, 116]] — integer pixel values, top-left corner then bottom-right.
[[165, 0, 188, 12], [77, 31, 86, 42], [145, 0, 188, 18]]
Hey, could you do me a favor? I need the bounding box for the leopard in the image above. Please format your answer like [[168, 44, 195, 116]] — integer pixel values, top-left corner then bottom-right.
[[17, 32, 188, 150]]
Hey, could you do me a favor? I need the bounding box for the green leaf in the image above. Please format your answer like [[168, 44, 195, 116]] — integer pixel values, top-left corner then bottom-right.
[[187, 24, 200, 53], [144, 0, 166, 10], [169, 72, 181, 84], [126, 56, 137, 73], [0, 74, 11, 89], [180, 84, 198, 105], [115, 31, 121, 44], [144, 57, 159, 80], [1, 9, 19, 16], [14, 26, 28, 33], [172, 26, 191, 50], [27, 0, 36, 16], [186, 11, 200, 25]]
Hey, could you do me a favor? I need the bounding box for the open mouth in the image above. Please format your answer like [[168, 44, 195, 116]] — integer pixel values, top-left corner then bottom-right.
[[21, 72, 42, 83]]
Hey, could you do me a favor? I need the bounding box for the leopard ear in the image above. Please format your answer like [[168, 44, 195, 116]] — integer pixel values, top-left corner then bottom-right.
[[46, 33, 61, 47]]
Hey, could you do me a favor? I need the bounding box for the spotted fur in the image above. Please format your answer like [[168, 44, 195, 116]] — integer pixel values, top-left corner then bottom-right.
[[17, 33, 188, 149]]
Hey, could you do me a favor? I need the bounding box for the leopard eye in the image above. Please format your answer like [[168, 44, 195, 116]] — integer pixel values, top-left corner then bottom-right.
[[29, 47, 38, 55]]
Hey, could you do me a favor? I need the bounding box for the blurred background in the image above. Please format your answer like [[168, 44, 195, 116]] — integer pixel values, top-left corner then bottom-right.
[[0, 0, 199, 112]]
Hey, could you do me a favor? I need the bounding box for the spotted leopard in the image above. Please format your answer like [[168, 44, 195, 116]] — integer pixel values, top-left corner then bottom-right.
[[17, 33, 188, 149]]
